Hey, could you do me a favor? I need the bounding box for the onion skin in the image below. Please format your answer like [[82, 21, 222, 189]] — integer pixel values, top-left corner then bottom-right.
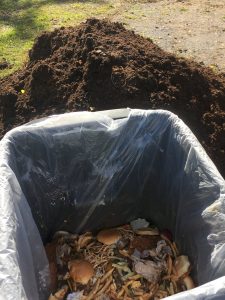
[[183, 276, 195, 290], [161, 229, 173, 241]]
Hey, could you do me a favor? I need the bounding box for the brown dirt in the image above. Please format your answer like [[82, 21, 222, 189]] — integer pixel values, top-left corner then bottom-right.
[[0, 18, 225, 177], [0, 59, 11, 70]]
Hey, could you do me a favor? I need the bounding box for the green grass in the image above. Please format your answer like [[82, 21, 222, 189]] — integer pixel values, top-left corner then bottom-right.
[[180, 7, 188, 12], [124, 13, 137, 20], [0, 0, 115, 78]]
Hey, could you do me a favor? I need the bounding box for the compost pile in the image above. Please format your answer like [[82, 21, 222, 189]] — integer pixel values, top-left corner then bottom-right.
[[0, 18, 225, 177], [46, 219, 194, 300]]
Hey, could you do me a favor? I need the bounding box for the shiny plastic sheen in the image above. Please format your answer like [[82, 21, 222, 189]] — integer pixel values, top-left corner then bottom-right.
[[0, 109, 225, 299]]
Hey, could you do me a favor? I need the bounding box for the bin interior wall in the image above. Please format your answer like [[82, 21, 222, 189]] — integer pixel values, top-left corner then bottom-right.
[[7, 112, 223, 286]]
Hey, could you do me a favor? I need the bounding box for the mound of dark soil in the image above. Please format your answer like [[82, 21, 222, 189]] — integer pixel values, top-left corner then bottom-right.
[[0, 18, 225, 177]]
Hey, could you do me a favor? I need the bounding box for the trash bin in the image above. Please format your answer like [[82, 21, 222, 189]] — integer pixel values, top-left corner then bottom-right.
[[0, 109, 225, 300]]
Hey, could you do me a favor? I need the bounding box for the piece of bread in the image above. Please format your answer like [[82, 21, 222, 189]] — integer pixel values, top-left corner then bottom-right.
[[68, 259, 94, 285], [97, 228, 122, 245]]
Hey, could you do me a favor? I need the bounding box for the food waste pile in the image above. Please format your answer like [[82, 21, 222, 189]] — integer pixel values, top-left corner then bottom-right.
[[46, 219, 194, 300], [0, 19, 225, 178]]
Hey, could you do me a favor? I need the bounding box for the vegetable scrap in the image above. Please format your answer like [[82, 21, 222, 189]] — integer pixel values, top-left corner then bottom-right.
[[46, 219, 195, 300]]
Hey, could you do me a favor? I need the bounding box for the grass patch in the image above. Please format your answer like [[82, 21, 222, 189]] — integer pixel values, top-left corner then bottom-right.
[[124, 13, 137, 20], [180, 7, 188, 12], [0, 0, 115, 78], [122, 4, 151, 21]]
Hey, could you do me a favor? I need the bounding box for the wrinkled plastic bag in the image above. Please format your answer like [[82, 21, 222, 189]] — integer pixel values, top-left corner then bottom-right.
[[0, 109, 225, 300]]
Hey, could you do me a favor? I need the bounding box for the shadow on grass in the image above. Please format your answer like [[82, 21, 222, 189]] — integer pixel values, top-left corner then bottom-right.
[[0, 0, 108, 41], [0, 0, 107, 12], [1, 9, 44, 40]]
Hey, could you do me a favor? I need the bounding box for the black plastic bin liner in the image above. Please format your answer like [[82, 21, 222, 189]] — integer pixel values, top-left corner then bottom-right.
[[0, 109, 225, 300]]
